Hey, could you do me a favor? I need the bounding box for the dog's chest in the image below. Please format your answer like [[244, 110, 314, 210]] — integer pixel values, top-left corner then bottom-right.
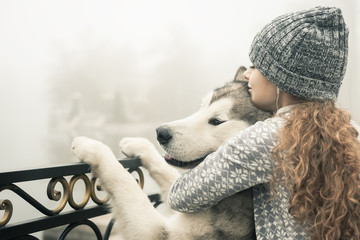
[[208, 189, 255, 240]]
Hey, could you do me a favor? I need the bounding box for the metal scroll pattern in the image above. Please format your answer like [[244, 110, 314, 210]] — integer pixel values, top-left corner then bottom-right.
[[0, 168, 145, 226]]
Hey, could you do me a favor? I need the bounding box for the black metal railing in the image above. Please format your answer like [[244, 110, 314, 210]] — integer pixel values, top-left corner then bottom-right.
[[0, 158, 161, 240]]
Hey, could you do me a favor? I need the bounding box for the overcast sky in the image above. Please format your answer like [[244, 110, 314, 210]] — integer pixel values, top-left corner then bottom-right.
[[0, 0, 359, 170]]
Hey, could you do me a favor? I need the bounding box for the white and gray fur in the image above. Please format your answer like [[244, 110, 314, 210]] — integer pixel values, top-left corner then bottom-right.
[[71, 66, 272, 240]]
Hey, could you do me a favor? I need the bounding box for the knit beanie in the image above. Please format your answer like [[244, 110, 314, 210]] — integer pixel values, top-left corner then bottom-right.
[[249, 6, 349, 100]]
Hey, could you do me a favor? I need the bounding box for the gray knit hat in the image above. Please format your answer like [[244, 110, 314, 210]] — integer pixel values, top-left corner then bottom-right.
[[249, 6, 349, 100]]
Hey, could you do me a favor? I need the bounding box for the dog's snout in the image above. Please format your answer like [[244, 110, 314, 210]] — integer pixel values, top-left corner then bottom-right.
[[156, 126, 172, 145]]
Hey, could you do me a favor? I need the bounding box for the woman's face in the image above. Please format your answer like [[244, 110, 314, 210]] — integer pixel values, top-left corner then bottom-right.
[[243, 66, 277, 112]]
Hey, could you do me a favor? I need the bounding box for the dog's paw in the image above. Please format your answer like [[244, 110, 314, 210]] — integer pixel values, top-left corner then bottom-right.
[[119, 137, 157, 159], [72, 136, 111, 166]]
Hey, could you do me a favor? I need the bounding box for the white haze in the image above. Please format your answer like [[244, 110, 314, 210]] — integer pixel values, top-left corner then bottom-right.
[[0, 0, 359, 175], [0, 0, 359, 236]]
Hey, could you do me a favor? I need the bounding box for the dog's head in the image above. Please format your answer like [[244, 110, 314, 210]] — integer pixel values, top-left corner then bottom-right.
[[156, 66, 272, 168]]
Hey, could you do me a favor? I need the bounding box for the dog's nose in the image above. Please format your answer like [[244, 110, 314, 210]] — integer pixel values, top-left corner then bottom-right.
[[156, 126, 172, 145]]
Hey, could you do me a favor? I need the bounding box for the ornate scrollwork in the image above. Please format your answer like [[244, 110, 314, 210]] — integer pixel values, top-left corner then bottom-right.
[[47, 177, 70, 214], [0, 162, 143, 228], [90, 177, 109, 205], [59, 219, 102, 240], [68, 174, 91, 210], [0, 199, 13, 226], [129, 168, 145, 189]]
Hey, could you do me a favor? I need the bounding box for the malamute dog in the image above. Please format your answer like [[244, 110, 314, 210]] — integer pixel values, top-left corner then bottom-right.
[[72, 66, 271, 240]]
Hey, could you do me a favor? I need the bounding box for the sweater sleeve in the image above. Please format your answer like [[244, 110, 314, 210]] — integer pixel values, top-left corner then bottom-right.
[[167, 118, 281, 213]]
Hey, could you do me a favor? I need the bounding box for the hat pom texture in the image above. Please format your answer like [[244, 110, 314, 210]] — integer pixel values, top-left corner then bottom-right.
[[249, 6, 349, 100]]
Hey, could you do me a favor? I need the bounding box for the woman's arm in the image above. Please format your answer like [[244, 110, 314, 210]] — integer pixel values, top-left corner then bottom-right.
[[167, 118, 280, 212]]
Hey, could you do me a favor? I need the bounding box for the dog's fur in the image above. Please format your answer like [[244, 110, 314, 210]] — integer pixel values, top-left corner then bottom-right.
[[72, 66, 271, 240]]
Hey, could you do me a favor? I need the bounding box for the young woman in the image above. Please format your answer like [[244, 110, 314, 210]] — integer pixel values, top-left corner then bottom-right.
[[167, 7, 360, 240]]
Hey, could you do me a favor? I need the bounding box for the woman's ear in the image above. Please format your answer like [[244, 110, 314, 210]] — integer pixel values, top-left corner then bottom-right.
[[233, 66, 248, 81]]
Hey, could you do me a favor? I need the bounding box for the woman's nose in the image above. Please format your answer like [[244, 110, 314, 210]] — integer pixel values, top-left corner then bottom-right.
[[243, 68, 252, 80]]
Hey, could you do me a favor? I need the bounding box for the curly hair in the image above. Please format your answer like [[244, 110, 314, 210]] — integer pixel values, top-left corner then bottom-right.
[[272, 101, 360, 240]]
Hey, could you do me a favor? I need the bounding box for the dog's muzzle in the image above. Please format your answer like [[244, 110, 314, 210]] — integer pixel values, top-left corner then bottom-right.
[[156, 126, 172, 145]]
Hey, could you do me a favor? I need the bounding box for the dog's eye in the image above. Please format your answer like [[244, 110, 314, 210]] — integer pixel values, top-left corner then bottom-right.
[[208, 118, 225, 126]]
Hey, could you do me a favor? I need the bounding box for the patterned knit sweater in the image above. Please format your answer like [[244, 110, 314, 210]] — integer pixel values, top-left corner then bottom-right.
[[168, 106, 360, 240]]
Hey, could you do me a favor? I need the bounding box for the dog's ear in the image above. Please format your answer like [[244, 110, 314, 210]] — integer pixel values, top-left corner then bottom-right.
[[233, 66, 247, 81]]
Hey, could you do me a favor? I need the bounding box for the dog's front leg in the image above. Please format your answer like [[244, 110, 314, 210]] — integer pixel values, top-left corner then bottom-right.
[[71, 137, 169, 240], [119, 137, 181, 202]]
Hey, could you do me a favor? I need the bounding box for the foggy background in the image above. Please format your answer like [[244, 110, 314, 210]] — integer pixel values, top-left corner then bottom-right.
[[0, 0, 359, 236], [1, 0, 359, 171]]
